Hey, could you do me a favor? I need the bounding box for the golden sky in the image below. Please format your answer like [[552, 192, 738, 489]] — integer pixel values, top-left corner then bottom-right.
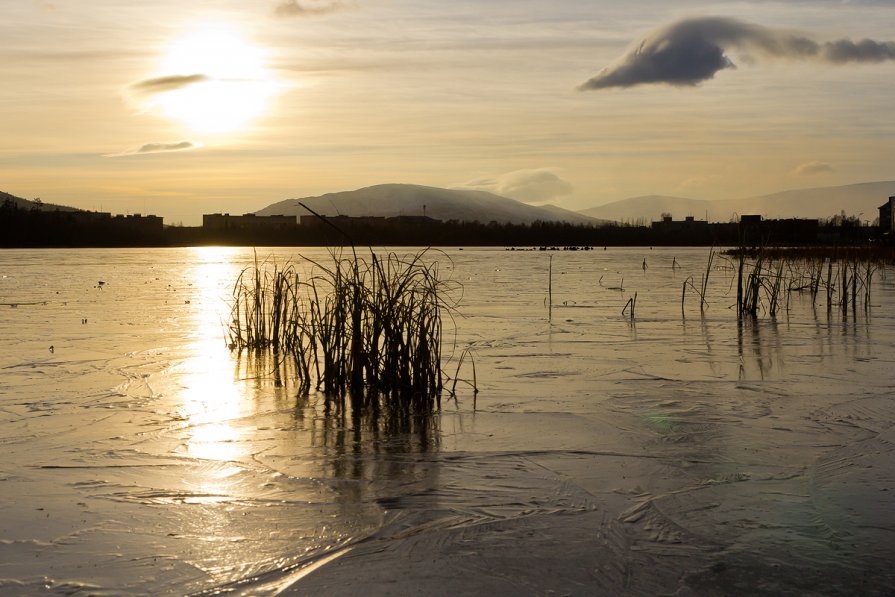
[[2, 0, 894, 224]]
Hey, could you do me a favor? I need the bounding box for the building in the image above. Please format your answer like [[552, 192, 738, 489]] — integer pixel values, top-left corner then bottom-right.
[[738, 214, 820, 245], [879, 196, 895, 236], [298, 214, 386, 227], [48, 210, 163, 233], [651, 215, 709, 232], [387, 215, 440, 225], [111, 213, 163, 233], [203, 213, 296, 231]]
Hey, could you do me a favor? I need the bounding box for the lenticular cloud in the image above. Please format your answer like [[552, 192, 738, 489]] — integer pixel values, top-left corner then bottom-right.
[[579, 16, 895, 90]]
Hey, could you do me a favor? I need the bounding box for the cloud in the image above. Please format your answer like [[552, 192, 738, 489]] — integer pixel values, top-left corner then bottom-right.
[[792, 161, 834, 176], [130, 74, 209, 96], [456, 168, 574, 203], [822, 39, 895, 63], [106, 140, 201, 157], [579, 16, 895, 90], [273, 0, 348, 17]]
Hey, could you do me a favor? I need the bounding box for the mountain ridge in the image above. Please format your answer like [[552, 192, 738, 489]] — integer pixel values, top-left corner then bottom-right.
[[255, 183, 604, 226], [579, 181, 895, 223]]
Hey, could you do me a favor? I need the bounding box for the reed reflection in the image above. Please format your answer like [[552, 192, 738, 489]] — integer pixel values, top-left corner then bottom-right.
[[238, 346, 443, 507], [737, 317, 783, 381], [816, 302, 874, 365], [680, 316, 724, 377], [735, 305, 875, 382], [170, 247, 450, 588]]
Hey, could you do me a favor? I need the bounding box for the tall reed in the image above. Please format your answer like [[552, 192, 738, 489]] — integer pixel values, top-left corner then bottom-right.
[[622, 292, 637, 320], [726, 247, 882, 319], [228, 249, 470, 410], [548, 255, 553, 322], [682, 248, 715, 315]]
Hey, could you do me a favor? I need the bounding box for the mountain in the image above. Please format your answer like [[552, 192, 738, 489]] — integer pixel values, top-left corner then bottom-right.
[[579, 195, 714, 224], [1, 190, 80, 212], [579, 181, 895, 223], [535, 203, 610, 224], [256, 184, 605, 226], [739, 182, 895, 221]]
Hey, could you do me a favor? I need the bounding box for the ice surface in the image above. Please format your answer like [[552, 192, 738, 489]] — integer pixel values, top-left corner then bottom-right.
[[1, 247, 894, 595]]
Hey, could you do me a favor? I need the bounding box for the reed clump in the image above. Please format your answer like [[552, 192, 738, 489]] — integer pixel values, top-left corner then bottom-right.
[[227, 249, 469, 410], [731, 245, 895, 266], [726, 247, 881, 318]]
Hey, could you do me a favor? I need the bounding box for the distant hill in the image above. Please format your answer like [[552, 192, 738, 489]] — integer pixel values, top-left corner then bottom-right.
[[580, 195, 714, 224], [580, 181, 895, 223], [256, 184, 606, 226], [1, 190, 80, 212]]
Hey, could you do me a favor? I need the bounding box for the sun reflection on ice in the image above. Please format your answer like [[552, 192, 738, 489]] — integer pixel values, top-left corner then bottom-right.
[[177, 247, 248, 464]]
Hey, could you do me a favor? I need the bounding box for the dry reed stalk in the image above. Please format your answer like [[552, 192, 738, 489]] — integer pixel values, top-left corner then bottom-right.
[[681, 250, 714, 317], [548, 255, 553, 322], [826, 259, 834, 315], [228, 248, 469, 411], [622, 292, 637, 320], [722, 248, 883, 321], [700, 248, 715, 312]]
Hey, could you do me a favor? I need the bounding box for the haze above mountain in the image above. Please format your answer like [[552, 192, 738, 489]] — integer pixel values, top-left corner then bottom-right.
[[256, 184, 602, 226], [580, 182, 895, 223]]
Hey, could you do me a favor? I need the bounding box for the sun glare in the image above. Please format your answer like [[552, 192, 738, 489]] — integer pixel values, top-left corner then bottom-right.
[[148, 26, 277, 134], [179, 247, 247, 462]]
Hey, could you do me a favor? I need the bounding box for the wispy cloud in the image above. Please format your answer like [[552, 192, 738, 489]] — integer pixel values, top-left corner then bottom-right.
[[130, 74, 209, 96], [455, 168, 573, 204], [106, 140, 201, 158], [792, 161, 834, 176], [579, 16, 895, 90], [273, 0, 349, 17], [822, 39, 895, 63]]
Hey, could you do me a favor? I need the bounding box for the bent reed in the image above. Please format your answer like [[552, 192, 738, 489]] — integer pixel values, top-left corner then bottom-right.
[[227, 249, 467, 410]]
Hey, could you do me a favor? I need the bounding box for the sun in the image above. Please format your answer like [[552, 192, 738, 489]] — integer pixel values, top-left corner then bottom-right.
[[146, 26, 277, 134]]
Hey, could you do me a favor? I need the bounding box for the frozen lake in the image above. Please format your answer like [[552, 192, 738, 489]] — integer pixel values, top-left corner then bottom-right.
[[1, 246, 894, 595]]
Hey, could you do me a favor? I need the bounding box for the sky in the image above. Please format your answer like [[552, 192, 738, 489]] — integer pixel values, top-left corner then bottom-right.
[[2, 0, 894, 225]]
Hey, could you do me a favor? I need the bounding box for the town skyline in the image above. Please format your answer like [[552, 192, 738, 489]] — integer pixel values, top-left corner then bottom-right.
[[3, 1, 894, 225]]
